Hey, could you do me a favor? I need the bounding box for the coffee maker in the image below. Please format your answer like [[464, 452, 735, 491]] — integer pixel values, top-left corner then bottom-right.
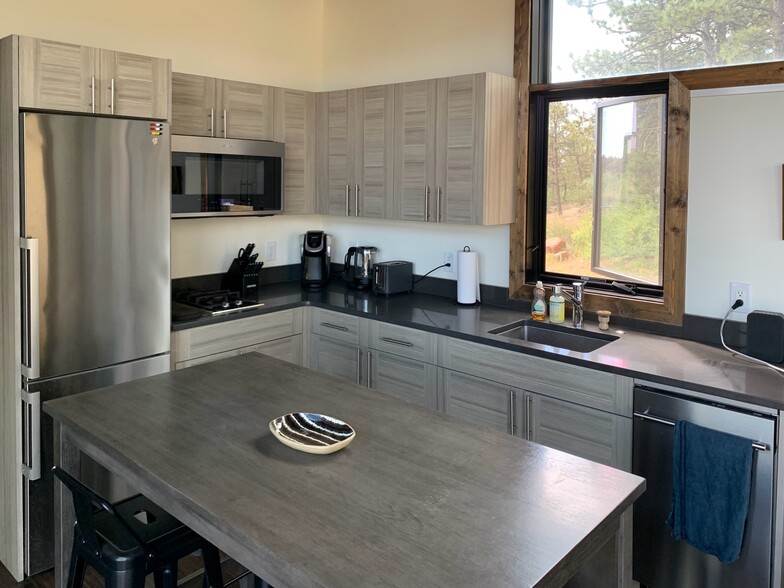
[[344, 246, 378, 289], [301, 231, 331, 288]]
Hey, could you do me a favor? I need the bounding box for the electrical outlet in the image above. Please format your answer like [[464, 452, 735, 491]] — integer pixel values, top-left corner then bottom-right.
[[729, 282, 751, 313], [444, 251, 455, 273], [265, 241, 276, 262]]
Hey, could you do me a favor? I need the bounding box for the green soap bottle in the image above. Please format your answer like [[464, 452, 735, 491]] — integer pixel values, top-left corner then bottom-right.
[[549, 284, 565, 324]]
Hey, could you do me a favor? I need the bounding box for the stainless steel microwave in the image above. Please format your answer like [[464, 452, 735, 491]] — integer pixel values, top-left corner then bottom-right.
[[171, 135, 284, 218]]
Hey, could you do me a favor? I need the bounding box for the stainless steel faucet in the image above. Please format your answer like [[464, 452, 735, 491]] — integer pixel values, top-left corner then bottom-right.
[[560, 281, 585, 328]]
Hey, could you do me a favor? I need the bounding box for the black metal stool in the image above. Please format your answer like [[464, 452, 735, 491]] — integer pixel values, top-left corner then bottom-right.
[[53, 466, 223, 588]]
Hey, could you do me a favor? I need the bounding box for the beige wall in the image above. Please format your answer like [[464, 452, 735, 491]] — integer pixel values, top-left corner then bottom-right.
[[3, 1, 518, 285], [321, 0, 514, 89], [0, 0, 324, 89]]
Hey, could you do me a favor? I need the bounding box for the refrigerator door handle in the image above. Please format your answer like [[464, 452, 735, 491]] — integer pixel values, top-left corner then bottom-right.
[[21, 390, 41, 481], [20, 237, 40, 379]]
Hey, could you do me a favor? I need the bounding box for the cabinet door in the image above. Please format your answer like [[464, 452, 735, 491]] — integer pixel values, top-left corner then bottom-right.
[[274, 88, 316, 214], [309, 335, 363, 386], [255, 335, 304, 366], [526, 392, 632, 470], [368, 350, 438, 410], [356, 85, 395, 218], [18, 37, 97, 113], [393, 79, 438, 222], [316, 90, 354, 216], [101, 50, 169, 119], [440, 369, 521, 436], [436, 74, 482, 225], [218, 80, 274, 140], [171, 73, 217, 136]]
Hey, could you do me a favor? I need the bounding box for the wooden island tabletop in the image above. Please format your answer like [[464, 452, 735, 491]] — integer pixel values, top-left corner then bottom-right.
[[45, 353, 645, 588]]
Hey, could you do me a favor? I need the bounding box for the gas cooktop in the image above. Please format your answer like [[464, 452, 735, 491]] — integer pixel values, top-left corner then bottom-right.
[[175, 289, 265, 316]]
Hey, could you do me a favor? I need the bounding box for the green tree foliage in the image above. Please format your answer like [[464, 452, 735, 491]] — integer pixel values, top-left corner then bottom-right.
[[547, 101, 596, 215], [567, 0, 784, 78]]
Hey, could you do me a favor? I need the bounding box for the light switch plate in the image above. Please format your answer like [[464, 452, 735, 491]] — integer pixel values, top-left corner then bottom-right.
[[265, 241, 277, 261]]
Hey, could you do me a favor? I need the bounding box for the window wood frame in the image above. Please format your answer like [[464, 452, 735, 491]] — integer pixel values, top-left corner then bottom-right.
[[511, 0, 784, 326]]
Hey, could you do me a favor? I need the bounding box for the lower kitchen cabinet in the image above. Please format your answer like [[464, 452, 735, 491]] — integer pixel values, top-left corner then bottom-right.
[[175, 335, 303, 369], [308, 308, 438, 407], [440, 369, 521, 436], [309, 334, 366, 385], [525, 391, 632, 470], [439, 365, 631, 470], [171, 308, 304, 369], [369, 350, 438, 410]]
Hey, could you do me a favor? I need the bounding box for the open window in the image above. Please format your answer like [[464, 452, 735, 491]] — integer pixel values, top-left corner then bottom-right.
[[530, 84, 668, 296]]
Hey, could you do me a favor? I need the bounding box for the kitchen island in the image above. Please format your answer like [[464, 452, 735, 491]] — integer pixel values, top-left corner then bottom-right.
[[46, 353, 645, 588]]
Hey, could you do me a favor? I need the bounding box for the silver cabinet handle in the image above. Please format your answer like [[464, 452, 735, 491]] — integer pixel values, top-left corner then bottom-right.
[[355, 184, 360, 217], [424, 185, 431, 221], [109, 78, 115, 115], [209, 108, 215, 137], [320, 322, 348, 332], [20, 238, 40, 380], [223, 109, 228, 138], [356, 348, 362, 385], [436, 187, 443, 222], [508, 390, 515, 435], [90, 76, 95, 113], [633, 411, 769, 451], [345, 185, 351, 216], [380, 337, 414, 348], [21, 390, 41, 481], [367, 351, 374, 388], [526, 395, 533, 440]]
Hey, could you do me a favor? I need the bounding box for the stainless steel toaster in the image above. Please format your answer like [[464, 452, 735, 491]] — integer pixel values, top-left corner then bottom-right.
[[372, 261, 413, 295]]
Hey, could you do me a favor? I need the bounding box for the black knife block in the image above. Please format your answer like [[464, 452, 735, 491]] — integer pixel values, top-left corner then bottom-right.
[[222, 258, 263, 299]]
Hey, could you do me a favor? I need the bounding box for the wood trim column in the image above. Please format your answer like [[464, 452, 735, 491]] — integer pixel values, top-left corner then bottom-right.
[[510, 0, 532, 296]]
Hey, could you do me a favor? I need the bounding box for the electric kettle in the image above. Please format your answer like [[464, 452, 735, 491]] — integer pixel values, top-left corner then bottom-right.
[[344, 246, 378, 289]]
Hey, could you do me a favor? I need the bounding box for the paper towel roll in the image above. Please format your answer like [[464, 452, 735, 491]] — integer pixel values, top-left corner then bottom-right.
[[457, 248, 480, 304]]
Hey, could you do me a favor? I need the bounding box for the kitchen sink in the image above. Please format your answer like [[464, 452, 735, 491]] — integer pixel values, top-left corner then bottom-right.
[[488, 319, 618, 353]]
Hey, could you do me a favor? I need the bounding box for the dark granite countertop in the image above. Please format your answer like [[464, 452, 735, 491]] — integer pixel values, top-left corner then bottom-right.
[[172, 281, 784, 410]]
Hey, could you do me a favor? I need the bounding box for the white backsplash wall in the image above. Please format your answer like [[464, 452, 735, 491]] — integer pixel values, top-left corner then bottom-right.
[[171, 215, 324, 278], [685, 86, 784, 319], [323, 217, 511, 287], [171, 214, 512, 287]]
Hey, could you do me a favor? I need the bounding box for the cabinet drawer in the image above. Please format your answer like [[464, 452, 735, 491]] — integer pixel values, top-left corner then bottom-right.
[[369, 321, 437, 363], [438, 336, 632, 416], [311, 308, 364, 345], [172, 309, 303, 362], [255, 335, 303, 366]]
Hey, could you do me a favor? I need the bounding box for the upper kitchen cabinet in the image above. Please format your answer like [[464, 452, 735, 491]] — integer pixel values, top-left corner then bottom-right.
[[18, 37, 170, 120], [171, 72, 274, 140], [316, 85, 395, 218], [273, 88, 316, 215], [394, 73, 516, 225], [393, 78, 438, 222]]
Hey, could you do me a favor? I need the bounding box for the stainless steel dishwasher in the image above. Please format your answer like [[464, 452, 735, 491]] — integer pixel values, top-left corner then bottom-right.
[[633, 384, 776, 588]]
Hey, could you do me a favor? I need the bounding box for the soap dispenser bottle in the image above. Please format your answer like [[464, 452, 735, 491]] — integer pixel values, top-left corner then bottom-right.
[[532, 281, 547, 321], [549, 284, 565, 324]]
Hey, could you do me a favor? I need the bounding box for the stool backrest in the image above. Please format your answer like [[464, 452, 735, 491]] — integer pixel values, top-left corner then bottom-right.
[[52, 467, 145, 556]]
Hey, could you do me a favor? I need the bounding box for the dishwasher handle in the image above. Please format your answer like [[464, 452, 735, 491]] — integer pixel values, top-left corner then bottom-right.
[[633, 411, 769, 452]]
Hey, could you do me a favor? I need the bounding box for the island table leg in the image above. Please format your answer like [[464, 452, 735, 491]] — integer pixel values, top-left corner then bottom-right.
[[53, 422, 79, 588]]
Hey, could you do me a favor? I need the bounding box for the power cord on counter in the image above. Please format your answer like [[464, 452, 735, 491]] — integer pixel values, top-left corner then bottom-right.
[[720, 299, 784, 376], [413, 263, 451, 286]]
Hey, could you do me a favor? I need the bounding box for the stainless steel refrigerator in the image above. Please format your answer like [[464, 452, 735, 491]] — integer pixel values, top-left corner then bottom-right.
[[19, 112, 171, 576]]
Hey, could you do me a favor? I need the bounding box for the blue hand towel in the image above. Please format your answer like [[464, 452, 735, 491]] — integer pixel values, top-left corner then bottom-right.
[[666, 420, 754, 563]]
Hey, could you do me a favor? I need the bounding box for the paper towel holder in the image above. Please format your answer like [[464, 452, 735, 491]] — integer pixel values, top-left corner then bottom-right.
[[456, 245, 482, 306]]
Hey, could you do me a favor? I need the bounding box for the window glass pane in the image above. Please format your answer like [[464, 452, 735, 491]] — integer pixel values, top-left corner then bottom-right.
[[544, 94, 665, 286], [550, 0, 784, 83], [593, 95, 665, 285]]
